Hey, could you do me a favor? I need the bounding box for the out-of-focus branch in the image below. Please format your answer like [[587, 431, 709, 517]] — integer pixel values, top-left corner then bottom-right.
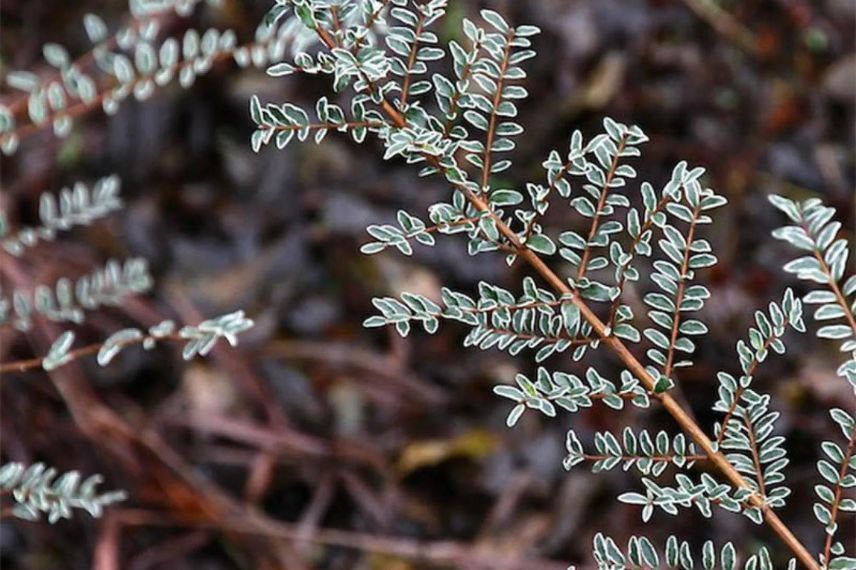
[[682, 0, 757, 55], [106, 508, 571, 570]]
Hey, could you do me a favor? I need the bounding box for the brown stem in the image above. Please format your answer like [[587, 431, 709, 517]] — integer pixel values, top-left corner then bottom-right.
[[582, 453, 708, 463], [0, 333, 185, 375], [441, 38, 481, 137], [329, 6, 344, 47], [480, 30, 515, 191], [423, 215, 481, 234], [662, 204, 700, 380], [744, 415, 767, 497], [462, 298, 562, 315], [406, 296, 602, 348], [810, 248, 856, 336], [822, 425, 856, 566], [472, 325, 594, 347], [367, 215, 510, 253], [576, 135, 628, 280], [358, 0, 390, 36], [589, 392, 647, 402], [399, 11, 427, 107]]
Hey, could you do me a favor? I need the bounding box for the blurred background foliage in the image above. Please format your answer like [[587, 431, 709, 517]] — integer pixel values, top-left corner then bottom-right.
[[0, 0, 853, 568]]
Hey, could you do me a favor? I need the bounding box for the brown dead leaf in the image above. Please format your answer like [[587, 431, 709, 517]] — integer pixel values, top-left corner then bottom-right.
[[182, 364, 238, 416], [396, 429, 499, 476], [580, 52, 626, 109]]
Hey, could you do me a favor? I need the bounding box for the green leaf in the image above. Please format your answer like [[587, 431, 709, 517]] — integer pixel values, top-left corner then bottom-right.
[[249, 95, 263, 125], [267, 62, 295, 77], [480, 9, 509, 32], [561, 302, 580, 334], [526, 234, 556, 255], [614, 323, 640, 342], [506, 404, 525, 427], [489, 189, 523, 206], [818, 325, 853, 339]]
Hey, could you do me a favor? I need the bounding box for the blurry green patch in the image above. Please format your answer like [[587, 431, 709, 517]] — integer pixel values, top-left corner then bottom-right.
[[56, 133, 84, 168], [714, 88, 739, 110], [440, 0, 466, 43], [368, 553, 415, 570], [803, 27, 828, 53]]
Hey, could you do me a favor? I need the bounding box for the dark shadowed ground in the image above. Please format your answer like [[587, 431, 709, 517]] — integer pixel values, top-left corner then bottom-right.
[[0, 0, 854, 568]]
